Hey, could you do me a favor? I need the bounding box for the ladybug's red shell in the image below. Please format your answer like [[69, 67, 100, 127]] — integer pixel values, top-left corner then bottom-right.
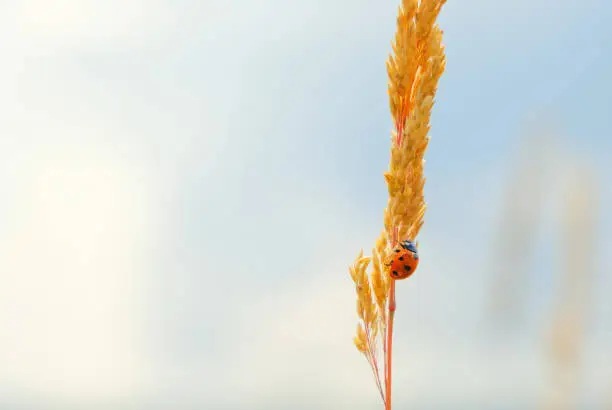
[[387, 240, 419, 280]]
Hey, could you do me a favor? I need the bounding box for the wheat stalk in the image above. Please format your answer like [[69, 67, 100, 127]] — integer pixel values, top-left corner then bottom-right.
[[349, 1, 447, 408]]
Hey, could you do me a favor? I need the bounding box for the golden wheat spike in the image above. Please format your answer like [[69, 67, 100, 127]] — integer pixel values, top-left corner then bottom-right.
[[349, 1, 447, 409]]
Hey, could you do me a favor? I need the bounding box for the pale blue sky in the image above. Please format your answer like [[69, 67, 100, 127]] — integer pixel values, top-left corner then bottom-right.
[[0, 1, 610, 409]]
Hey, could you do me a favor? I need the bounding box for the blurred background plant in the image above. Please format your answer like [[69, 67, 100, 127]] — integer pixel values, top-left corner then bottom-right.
[[487, 128, 602, 410]]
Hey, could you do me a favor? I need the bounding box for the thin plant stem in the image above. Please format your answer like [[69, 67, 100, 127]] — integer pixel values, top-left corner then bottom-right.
[[365, 326, 386, 404], [385, 279, 397, 410]]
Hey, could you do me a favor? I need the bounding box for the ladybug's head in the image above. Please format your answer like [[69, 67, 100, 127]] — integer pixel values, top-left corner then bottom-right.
[[399, 239, 418, 254]]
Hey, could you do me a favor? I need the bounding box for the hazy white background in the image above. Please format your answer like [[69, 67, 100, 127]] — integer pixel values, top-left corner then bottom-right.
[[0, 0, 610, 409]]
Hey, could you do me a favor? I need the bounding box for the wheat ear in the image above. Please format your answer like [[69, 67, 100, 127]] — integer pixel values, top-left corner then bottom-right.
[[349, 1, 447, 409]]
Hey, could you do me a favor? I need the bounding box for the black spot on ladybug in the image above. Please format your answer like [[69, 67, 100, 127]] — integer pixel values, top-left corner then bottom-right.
[[398, 256, 404, 261], [392, 271, 399, 276], [395, 249, 400, 253], [404, 265, 412, 271]]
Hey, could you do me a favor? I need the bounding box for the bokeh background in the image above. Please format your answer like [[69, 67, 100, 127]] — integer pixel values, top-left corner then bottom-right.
[[0, 0, 610, 409]]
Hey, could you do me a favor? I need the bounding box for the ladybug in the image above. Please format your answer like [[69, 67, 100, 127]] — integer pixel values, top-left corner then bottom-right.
[[386, 239, 419, 280]]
